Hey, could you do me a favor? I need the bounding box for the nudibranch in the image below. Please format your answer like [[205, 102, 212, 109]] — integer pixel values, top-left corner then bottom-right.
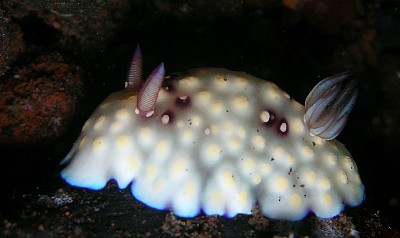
[[61, 46, 364, 221]]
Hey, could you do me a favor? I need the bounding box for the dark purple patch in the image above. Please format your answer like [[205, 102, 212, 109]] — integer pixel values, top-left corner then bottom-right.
[[163, 82, 175, 92], [176, 95, 191, 108], [262, 110, 276, 127], [161, 110, 174, 124], [260, 108, 290, 137], [277, 119, 289, 135]]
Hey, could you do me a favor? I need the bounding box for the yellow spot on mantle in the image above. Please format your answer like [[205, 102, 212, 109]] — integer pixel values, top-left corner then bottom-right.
[[237, 126, 246, 139], [322, 193, 333, 205], [305, 170, 316, 184], [301, 145, 314, 158], [337, 170, 348, 184], [92, 137, 104, 151], [224, 121, 234, 132], [207, 143, 221, 157], [79, 136, 88, 148], [319, 177, 331, 190], [290, 193, 302, 208], [228, 139, 240, 151], [146, 163, 157, 179], [182, 129, 193, 142], [214, 75, 228, 89], [94, 116, 106, 130], [252, 135, 265, 150], [182, 180, 196, 197], [341, 156, 354, 170], [212, 100, 223, 113], [274, 176, 289, 192], [171, 158, 188, 177], [325, 153, 337, 166], [313, 137, 325, 145], [243, 157, 255, 171], [128, 155, 139, 172], [291, 118, 304, 133], [233, 77, 248, 87], [155, 140, 168, 154], [197, 91, 211, 102], [265, 87, 280, 100], [222, 170, 235, 187], [116, 135, 129, 149], [233, 95, 249, 109], [111, 121, 122, 131], [237, 191, 248, 205], [274, 146, 284, 157], [116, 108, 129, 120], [179, 76, 199, 89], [252, 174, 262, 185], [287, 154, 295, 165], [260, 163, 271, 175], [140, 127, 152, 140], [190, 115, 202, 127]]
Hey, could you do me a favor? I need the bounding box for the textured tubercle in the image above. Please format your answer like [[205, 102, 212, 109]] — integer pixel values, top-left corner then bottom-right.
[[136, 63, 165, 117], [125, 45, 143, 89], [304, 72, 358, 140]]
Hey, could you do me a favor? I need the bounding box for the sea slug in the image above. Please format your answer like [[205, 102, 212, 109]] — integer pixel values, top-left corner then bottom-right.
[[60, 46, 364, 221]]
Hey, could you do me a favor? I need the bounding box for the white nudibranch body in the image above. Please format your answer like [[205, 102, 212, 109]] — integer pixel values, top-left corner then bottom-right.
[[61, 49, 364, 221]]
